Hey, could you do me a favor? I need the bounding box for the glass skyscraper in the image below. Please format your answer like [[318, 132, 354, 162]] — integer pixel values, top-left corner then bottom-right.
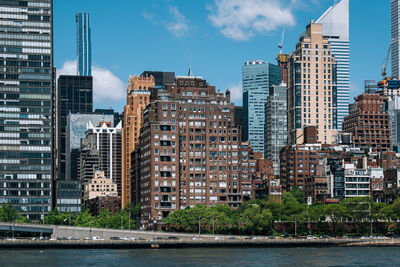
[[316, 0, 349, 131], [392, 0, 400, 78], [0, 0, 53, 220], [265, 85, 287, 175], [242, 60, 280, 155], [76, 12, 91, 76]]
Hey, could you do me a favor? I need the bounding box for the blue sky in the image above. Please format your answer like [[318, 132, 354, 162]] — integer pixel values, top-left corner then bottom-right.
[[54, 0, 390, 112]]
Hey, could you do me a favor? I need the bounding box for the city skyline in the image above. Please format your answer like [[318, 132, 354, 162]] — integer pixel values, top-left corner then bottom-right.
[[54, 0, 390, 112]]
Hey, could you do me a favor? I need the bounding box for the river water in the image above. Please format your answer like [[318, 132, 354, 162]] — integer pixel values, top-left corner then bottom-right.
[[0, 247, 398, 266]]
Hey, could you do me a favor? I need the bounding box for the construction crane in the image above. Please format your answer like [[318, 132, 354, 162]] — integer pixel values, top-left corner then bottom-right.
[[381, 44, 391, 80], [378, 44, 392, 88], [278, 29, 285, 54]]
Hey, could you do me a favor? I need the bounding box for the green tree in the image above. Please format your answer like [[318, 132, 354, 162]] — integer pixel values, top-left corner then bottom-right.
[[0, 203, 29, 223], [240, 204, 273, 235], [73, 209, 96, 227]]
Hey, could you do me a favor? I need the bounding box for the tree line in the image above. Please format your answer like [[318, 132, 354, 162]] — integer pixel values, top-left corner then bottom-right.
[[164, 189, 400, 236], [0, 203, 140, 230]]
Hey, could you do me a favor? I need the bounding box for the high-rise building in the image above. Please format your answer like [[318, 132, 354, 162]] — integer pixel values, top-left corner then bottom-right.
[[385, 96, 400, 148], [65, 113, 113, 181], [342, 94, 391, 153], [122, 75, 154, 208], [287, 21, 338, 145], [81, 121, 122, 195], [76, 12, 91, 76], [135, 76, 242, 227], [57, 75, 93, 180], [242, 60, 281, 155], [265, 84, 287, 175], [316, 0, 349, 130], [392, 0, 400, 78], [0, 0, 53, 220]]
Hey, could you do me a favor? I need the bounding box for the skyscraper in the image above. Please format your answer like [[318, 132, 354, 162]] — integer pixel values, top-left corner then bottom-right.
[[316, 0, 349, 130], [76, 12, 91, 76], [0, 0, 53, 220], [57, 75, 93, 180], [242, 60, 281, 155], [287, 21, 338, 145], [392, 0, 400, 78], [82, 121, 122, 195], [122, 75, 154, 208], [265, 85, 287, 175]]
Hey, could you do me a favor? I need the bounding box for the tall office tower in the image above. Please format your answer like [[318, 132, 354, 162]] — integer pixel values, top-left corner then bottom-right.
[[393, 0, 400, 78], [242, 60, 281, 155], [343, 94, 391, 153], [76, 12, 91, 76], [265, 85, 287, 175], [81, 121, 122, 195], [135, 76, 241, 227], [0, 0, 53, 221], [287, 21, 338, 145], [316, 0, 349, 130], [57, 75, 93, 180], [121, 75, 154, 208]]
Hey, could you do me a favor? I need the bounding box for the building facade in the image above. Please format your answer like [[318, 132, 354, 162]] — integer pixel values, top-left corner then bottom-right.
[[65, 113, 113, 180], [83, 170, 118, 202], [0, 0, 53, 220], [287, 21, 338, 145], [280, 126, 339, 191], [242, 60, 281, 155], [76, 12, 91, 76], [136, 76, 242, 227], [265, 84, 287, 175], [392, 0, 400, 78], [316, 0, 349, 130], [57, 75, 93, 180], [121, 75, 154, 208], [82, 121, 122, 195], [342, 94, 391, 153]]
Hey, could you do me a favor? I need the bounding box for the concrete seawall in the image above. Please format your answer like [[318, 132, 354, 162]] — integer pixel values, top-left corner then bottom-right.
[[1, 238, 400, 249]]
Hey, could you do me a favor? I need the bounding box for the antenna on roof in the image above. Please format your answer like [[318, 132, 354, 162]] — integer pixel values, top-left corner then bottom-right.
[[188, 54, 193, 77]]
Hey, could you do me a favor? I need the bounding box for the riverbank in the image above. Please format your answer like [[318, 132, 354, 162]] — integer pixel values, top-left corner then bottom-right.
[[1, 238, 400, 249]]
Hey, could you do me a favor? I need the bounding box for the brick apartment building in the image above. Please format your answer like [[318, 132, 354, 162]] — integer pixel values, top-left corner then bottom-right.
[[342, 94, 391, 153], [279, 126, 340, 191], [134, 76, 242, 227]]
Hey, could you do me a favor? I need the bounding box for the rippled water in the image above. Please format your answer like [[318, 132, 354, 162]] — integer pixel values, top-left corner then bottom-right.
[[0, 247, 398, 266]]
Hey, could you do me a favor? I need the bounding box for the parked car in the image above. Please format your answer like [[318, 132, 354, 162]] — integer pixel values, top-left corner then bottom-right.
[[167, 236, 179, 240], [307, 235, 317, 239], [110, 237, 121, 240], [92, 236, 104, 241]]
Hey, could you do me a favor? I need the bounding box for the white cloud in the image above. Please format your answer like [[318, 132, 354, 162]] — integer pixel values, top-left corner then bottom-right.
[[227, 82, 242, 104], [57, 60, 125, 103], [166, 6, 190, 38], [208, 0, 296, 41]]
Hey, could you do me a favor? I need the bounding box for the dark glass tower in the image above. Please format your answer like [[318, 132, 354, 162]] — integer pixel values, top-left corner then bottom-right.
[[57, 75, 93, 180], [0, 0, 53, 221], [76, 12, 91, 76]]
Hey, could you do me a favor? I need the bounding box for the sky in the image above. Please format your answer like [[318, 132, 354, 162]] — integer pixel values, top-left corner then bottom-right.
[[54, 0, 390, 112]]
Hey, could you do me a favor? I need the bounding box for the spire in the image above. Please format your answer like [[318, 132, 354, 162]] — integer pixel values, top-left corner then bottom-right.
[[188, 64, 192, 77]]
